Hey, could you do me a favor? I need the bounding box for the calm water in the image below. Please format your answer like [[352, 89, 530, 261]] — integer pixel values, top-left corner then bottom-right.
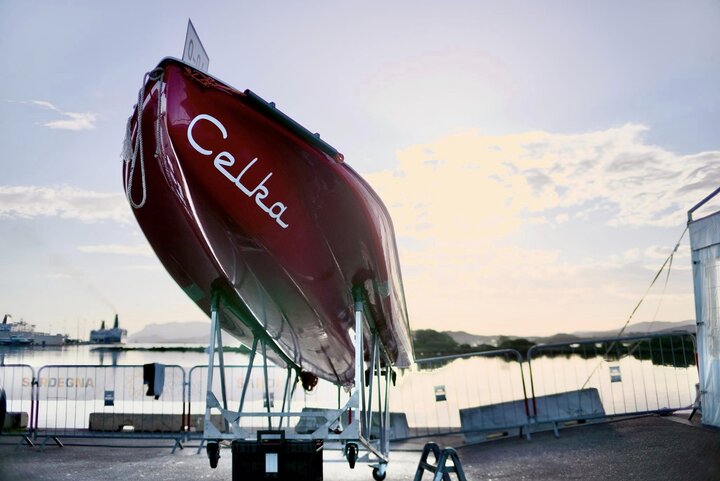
[[394, 354, 698, 429], [0, 344, 249, 368]]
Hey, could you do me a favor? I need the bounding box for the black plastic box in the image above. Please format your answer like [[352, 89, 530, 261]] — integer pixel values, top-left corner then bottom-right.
[[231, 430, 323, 481]]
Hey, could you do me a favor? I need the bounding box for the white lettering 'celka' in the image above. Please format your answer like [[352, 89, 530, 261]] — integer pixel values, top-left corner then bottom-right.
[[187, 113, 289, 229]]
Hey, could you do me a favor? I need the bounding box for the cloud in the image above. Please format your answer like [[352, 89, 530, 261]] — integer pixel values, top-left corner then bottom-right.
[[361, 124, 707, 333], [644, 244, 690, 261], [31, 100, 58, 111], [44, 112, 98, 131], [0, 185, 130, 223], [644, 245, 673, 260], [77, 244, 153, 257], [366, 124, 720, 231], [117, 265, 163, 272], [555, 213, 570, 224], [46, 273, 73, 279], [623, 248, 640, 261], [29, 99, 98, 131]]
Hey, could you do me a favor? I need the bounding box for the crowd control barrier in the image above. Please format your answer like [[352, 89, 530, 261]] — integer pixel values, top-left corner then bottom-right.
[[0, 331, 701, 449], [526, 331, 698, 431], [392, 349, 530, 441], [0, 364, 35, 445], [33, 364, 186, 448]]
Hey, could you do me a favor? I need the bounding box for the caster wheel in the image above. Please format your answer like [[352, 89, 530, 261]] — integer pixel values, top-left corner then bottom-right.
[[346, 443, 358, 469], [373, 466, 387, 481], [206, 441, 220, 469]]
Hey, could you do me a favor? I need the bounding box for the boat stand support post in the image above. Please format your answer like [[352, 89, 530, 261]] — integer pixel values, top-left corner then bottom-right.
[[262, 339, 272, 429], [215, 308, 230, 433], [375, 339, 384, 446], [382, 351, 391, 457], [371, 334, 392, 479], [365, 332, 378, 439], [200, 290, 228, 460], [238, 338, 259, 413], [343, 292, 365, 467], [278, 367, 294, 429], [205, 290, 220, 401], [210, 335, 259, 443], [348, 289, 391, 479]]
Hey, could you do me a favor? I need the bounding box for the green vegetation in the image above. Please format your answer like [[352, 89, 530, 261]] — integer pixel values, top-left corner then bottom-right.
[[495, 336, 536, 356], [412, 330, 694, 368], [533, 335, 696, 367], [412, 329, 536, 360], [413, 329, 475, 357]]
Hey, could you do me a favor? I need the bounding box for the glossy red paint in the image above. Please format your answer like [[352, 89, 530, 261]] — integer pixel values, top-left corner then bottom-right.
[[123, 59, 413, 385]]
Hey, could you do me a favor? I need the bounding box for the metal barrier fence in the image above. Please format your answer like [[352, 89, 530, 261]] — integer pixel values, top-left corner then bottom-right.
[[34, 364, 186, 443], [0, 331, 701, 447], [392, 349, 529, 440], [186, 364, 346, 439], [527, 331, 698, 426], [0, 364, 35, 443]]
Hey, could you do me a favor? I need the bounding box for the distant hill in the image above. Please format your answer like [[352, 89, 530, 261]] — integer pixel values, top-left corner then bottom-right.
[[446, 320, 695, 347], [416, 320, 696, 359], [129, 321, 210, 344], [445, 331, 498, 347], [130, 319, 696, 346], [568, 320, 696, 340]]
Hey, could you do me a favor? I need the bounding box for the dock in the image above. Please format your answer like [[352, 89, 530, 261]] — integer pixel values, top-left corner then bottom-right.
[[1, 414, 717, 480]]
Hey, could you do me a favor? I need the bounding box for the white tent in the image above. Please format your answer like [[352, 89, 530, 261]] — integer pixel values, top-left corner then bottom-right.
[[689, 189, 720, 428]]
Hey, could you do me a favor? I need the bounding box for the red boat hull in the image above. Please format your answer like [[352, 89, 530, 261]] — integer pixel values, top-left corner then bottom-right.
[[123, 59, 412, 385]]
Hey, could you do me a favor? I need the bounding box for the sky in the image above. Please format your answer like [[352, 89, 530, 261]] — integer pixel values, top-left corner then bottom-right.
[[0, 1, 719, 339]]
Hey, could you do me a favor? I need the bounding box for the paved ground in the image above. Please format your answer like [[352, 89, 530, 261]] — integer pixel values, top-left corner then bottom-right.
[[0, 414, 718, 480]]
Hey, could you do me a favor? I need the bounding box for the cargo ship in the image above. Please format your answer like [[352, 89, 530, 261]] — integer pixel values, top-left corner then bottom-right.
[[89, 314, 127, 344], [0, 314, 65, 346]]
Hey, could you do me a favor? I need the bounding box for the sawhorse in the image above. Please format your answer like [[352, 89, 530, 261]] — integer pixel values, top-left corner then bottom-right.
[[414, 442, 467, 481]]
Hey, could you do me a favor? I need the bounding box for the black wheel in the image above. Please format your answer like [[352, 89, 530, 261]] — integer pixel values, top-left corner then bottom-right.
[[206, 441, 220, 469], [372, 466, 387, 481], [346, 443, 358, 469]]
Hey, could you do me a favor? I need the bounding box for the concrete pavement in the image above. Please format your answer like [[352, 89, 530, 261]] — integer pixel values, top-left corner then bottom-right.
[[0, 414, 718, 480]]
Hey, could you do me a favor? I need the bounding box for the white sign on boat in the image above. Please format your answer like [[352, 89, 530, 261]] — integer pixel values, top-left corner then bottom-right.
[[182, 19, 209, 73]]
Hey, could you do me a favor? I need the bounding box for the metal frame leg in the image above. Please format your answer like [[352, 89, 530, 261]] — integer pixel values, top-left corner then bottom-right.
[[347, 291, 393, 478], [196, 287, 396, 478]]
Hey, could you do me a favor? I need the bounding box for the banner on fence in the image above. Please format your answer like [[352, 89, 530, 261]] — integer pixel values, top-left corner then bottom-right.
[[35, 366, 184, 401], [0, 365, 34, 401]]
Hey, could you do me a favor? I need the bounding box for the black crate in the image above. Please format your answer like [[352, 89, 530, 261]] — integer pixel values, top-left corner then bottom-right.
[[232, 431, 323, 481]]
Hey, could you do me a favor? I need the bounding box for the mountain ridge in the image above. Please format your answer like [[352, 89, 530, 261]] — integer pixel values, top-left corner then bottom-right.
[[129, 319, 696, 345], [443, 319, 696, 346]]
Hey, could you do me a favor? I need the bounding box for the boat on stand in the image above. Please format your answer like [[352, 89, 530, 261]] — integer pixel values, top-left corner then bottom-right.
[[123, 56, 413, 480]]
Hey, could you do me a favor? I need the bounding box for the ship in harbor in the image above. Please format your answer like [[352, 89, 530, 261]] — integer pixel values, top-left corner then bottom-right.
[[89, 314, 127, 344], [0, 314, 66, 346]]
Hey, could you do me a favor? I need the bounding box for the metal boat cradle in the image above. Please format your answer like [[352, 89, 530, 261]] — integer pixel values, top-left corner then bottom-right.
[[123, 58, 413, 480]]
